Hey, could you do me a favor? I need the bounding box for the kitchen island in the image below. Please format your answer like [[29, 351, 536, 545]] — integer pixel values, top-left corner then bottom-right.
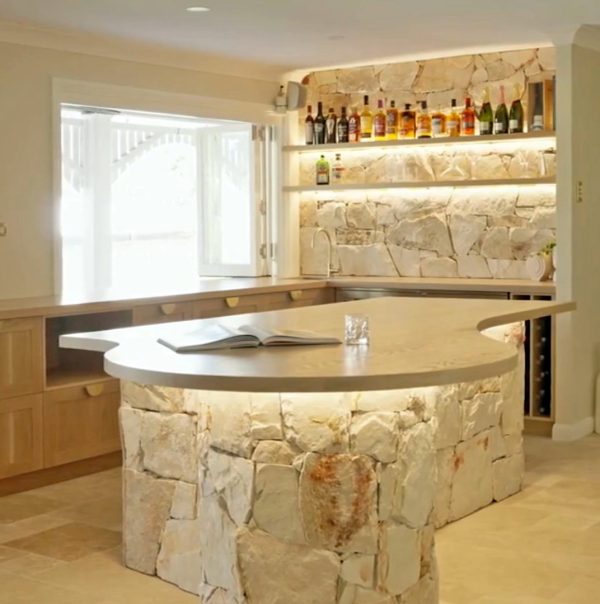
[[61, 297, 573, 604]]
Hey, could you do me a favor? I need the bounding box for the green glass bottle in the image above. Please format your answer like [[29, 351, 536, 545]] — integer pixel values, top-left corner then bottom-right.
[[509, 84, 524, 134], [494, 85, 509, 134], [478, 87, 493, 135], [315, 155, 330, 185]]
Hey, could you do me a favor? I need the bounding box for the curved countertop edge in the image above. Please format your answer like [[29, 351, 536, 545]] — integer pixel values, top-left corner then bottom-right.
[[60, 298, 575, 393]]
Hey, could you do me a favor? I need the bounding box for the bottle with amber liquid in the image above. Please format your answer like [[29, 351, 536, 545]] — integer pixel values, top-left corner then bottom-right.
[[348, 106, 361, 143], [460, 97, 476, 136], [431, 105, 447, 137], [304, 105, 314, 145], [399, 103, 416, 138], [314, 102, 326, 144], [446, 99, 461, 137], [385, 100, 398, 139], [416, 101, 432, 138], [337, 106, 349, 143], [373, 99, 387, 141], [325, 107, 337, 143], [360, 95, 373, 141]]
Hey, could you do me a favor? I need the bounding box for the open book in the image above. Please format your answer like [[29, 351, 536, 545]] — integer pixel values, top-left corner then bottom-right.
[[157, 323, 341, 352]]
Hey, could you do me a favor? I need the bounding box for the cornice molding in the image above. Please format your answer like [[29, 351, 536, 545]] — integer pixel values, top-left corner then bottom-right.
[[0, 17, 284, 83]]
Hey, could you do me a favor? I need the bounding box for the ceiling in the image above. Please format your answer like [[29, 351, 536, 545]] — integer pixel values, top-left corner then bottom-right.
[[0, 0, 599, 73]]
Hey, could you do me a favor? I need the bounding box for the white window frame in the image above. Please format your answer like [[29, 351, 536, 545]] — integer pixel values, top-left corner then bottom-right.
[[51, 78, 279, 294]]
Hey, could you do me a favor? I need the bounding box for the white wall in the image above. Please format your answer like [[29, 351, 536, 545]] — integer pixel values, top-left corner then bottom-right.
[[0, 40, 280, 300], [554, 29, 600, 440]]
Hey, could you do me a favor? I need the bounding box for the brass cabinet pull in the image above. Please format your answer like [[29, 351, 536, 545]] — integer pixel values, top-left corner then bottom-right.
[[225, 297, 239, 309], [160, 303, 177, 316], [85, 384, 105, 397], [289, 290, 303, 301]]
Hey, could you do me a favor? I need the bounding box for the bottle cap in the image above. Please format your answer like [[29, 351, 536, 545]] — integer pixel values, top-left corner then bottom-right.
[[378, 99, 384, 108], [307, 105, 312, 112], [364, 95, 369, 104], [329, 108, 334, 113], [451, 99, 457, 107], [404, 103, 411, 110], [421, 100, 428, 109]]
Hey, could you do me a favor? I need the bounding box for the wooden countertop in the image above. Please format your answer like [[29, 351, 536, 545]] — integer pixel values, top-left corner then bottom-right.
[[60, 297, 574, 393], [0, 277, 555, 319]]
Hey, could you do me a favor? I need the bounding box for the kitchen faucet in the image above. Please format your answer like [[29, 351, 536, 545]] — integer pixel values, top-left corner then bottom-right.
[[311, 228, 337, 278]]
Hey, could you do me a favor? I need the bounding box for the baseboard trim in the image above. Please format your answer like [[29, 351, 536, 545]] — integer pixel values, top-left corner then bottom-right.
[[552, 416, 595, 441], [0, 451, 122, 496]]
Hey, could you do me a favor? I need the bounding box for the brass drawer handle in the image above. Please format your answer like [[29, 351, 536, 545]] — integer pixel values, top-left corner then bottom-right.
[[160, 303, 177, 316], [225, 297, 239, 309], [289, 290, 303, 301], [85, 384, 105, 397]]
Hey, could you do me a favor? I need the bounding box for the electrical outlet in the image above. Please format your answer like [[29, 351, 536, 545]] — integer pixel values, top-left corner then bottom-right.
[[576, 180, 584, 204], [0, 223, 6, 236]]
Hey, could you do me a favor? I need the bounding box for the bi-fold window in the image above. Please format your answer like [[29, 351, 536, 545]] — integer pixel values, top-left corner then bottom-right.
[[60, 105, 269, 297]]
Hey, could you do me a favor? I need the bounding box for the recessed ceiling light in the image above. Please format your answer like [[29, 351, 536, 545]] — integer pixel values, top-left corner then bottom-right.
[[186, 6, 210, 12]]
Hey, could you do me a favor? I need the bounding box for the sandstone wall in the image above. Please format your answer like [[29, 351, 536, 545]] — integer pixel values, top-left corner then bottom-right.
[[298, 48, 557, 279], [118, 323, 524, 603]]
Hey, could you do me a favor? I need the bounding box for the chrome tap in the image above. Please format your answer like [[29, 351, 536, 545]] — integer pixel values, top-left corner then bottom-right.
[[311, 228, 337, 278]]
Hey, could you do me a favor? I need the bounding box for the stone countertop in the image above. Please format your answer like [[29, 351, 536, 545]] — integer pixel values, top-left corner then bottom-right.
[[0, 276, 555, 319], [60, 297, 573, 393]]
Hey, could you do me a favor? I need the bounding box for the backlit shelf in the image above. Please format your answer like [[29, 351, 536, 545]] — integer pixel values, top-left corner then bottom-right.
[[283, 131, 556, 153], [284, 176, 556, 193]]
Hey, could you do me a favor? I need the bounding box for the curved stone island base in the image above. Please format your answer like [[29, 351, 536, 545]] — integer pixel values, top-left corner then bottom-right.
[[119, 324, 525, 604]]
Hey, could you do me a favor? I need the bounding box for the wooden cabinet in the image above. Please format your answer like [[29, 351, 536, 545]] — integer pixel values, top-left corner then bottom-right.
[[43, 380, 121, 467], [133, 301, 193, 325], [0, 394, 43, 479], [0, 317, 43, 399]]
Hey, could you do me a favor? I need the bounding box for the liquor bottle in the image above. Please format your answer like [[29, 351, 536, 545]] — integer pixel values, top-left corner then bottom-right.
[[460, 97, 475, 136], [531, 82, 544, 131], [446, 99, 460, 137], [399, 103, 416, 138], [315, 155, 330, 185], [493, 85, 509, 134], [325, 107, 337, 143], [360, 95, 373, 141], [509, 84, 524, 133], [416, 101, 432, 138], [332, 153, 344, 181], [304, 105, 314, 145], [478, 88, 493, 135], [386, 100, 398, 139], [373, 99, 387, 141], [348, 106, 361, 143], [431, 105, 447, 137], [337, 106, 349, 143], [314, 102, 326, 144]]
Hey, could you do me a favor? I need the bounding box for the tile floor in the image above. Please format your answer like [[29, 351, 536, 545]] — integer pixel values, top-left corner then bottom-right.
[[0, 435, 598, 603]]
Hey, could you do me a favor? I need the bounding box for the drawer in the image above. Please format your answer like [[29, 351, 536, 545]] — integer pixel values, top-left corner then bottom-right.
[[192, 288, 334, 319], [43, 380, 121, 467], [0, 394, 43, 479], [0, 317, 43, 398], [133, 301, 193, 325]]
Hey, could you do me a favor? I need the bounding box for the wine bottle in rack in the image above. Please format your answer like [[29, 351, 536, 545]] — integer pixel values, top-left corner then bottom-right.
[[509, 85, 524, 133], [460, 97, 475, 136], [373, 99, 387, 141], [325, 107, 337, 143], [399, 103, 416, 139], [385, 100, 398, 139], [446, 99, 461, 137], [416, 101, 432, 139], [479, 87, 493, 135], [348, 106, 361, 143]]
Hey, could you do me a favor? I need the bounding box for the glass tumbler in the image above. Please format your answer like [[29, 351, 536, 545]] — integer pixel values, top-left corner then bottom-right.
[[344, 314, 369, 345]]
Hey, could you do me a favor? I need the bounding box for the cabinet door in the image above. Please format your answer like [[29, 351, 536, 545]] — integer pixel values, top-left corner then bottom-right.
[[0, 394, 43, 479], [0, 317, 43, 398], [133, 301, 193, 325], [43, 380, 121, 467]]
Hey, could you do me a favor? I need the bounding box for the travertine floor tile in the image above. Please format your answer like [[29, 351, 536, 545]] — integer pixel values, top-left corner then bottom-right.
[[4, 522, 121, 561], [0, 492, 66, 523]]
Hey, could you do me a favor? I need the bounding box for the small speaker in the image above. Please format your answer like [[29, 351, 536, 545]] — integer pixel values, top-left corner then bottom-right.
[[286, 81, 307, 111]]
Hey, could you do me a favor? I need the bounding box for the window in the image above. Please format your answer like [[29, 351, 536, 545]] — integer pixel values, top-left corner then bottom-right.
[[60, 105, 268, 297]]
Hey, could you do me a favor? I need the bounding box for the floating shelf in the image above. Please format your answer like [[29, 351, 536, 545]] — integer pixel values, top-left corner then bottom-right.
[[284, 176, 556, 193], [283, 131, 556, 153], [45, 367, 113, 391]]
